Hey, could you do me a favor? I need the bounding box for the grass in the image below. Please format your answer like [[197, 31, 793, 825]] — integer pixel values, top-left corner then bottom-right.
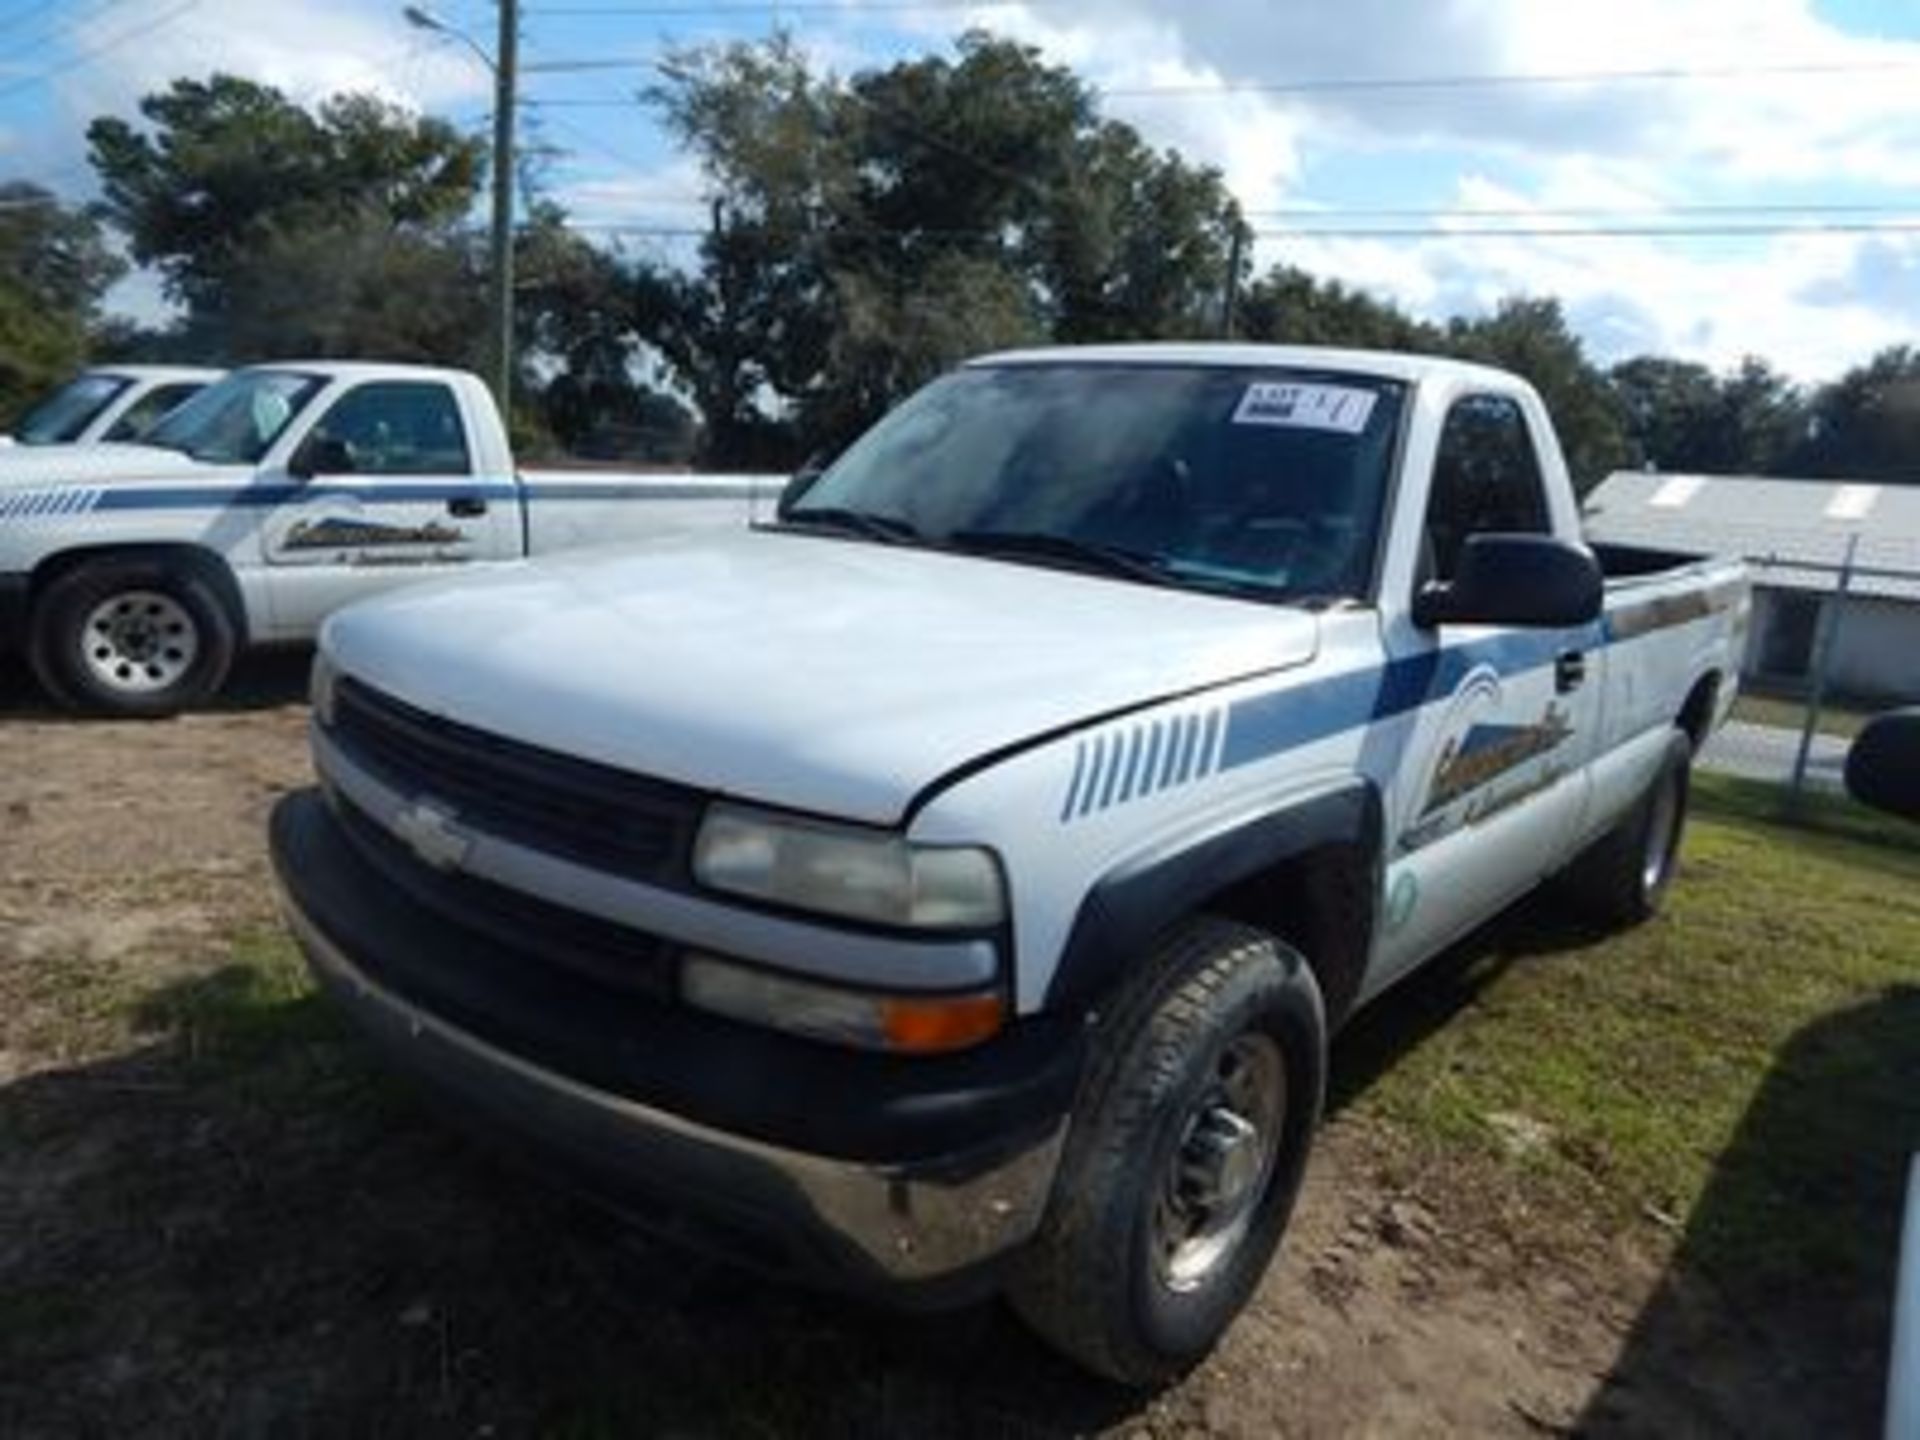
[[1345, 772, 1920, 1298], [1730, 690, 1880, 740]]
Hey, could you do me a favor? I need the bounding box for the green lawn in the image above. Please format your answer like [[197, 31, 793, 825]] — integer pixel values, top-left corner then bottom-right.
[[1343, 773, 1920, 1296]]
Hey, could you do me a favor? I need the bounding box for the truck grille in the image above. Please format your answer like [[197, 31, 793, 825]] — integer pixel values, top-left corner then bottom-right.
[[332, 794, 677, 1001], [331, 677, 705, 884]]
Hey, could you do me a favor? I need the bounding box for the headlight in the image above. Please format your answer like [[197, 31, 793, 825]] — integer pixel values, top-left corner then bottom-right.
[[692, 803, 1006, 930], [310, 651, 340, 727], [681, 953, 1005, 1053]]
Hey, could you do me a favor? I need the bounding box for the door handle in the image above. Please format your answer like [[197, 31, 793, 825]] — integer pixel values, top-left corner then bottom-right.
[[447, 495, 488, 518], [1555, 650, 1587, 694]]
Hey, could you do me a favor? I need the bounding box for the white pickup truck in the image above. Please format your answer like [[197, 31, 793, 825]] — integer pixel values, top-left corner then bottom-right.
[[1, 365, 222, 449], [271, 344, 1748, 1384], [0, 361, 773, 714]]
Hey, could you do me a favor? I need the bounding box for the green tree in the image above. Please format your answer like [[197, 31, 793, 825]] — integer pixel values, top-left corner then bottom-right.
[[0, 182, 126, 422], [87, 74, 483, 347], [1609, 356, 1723, 470], [1237, 265, 1442, 352], [1446, 298, 1631, 493], [1797, 346, 1920, 482], [638, 32, 1245, 462]]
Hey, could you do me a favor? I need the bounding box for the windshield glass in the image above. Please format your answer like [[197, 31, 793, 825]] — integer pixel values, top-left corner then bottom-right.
[[13, 374, 131, 445], [792, 364, 1407, 602], [144, 370, 325, 464]]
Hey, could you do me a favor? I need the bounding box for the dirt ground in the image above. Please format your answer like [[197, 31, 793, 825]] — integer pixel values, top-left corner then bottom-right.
[[0, 654, 1872, 1437]]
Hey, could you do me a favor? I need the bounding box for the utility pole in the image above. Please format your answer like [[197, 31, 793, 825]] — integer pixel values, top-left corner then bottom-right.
[[1221, 226, 1244, 339], [404, 3, 517, 414], [489, 0, 519, 417]]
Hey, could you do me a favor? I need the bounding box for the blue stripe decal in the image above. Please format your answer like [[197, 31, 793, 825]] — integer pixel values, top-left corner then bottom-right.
[[1139, 721, 1164, 798], [59, 478, 760, 514], [1219, 626, 1600, 774], [1058, 742, 1088, 821], [1116, 726, 1146, 804], [88, 481, 524, 511]]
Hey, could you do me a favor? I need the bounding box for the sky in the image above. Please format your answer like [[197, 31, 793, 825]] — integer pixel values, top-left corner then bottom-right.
[[1, 0, 1917, 381]]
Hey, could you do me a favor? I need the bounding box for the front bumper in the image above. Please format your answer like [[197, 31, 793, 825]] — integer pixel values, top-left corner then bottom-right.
[[270, 790, 1074, 1303], [0, 573, 26, 654]]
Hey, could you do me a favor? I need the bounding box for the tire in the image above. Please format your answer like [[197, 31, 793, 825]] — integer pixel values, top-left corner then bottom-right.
[[1556, 728, 1692, 928], [29, 559, 237, 717], [1008, 916, 1326, 1386]]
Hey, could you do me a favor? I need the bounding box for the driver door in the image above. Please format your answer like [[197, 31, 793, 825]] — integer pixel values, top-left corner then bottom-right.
[[1368, 394, 1603, 991], [261, 380, 517, 635]]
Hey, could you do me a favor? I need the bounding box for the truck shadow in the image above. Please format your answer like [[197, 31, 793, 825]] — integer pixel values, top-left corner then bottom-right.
[[0, 647, 312, 718], [11, 899, 1883, 1436], [1574, 983, 1920, 1438]]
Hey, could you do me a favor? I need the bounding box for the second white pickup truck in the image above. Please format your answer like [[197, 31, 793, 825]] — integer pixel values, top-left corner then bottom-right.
[[1, 365, 222, 449], [273, 344, 1748, 1384], [0, 362, 774, 714]]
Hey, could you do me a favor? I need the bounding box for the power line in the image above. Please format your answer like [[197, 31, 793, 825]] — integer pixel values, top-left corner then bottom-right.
[[535, 0, 1059, 13], [558, 218, 1920, 240], [511, 159, 1920, 225], [1242, 202, 1920, 220], [1097, 56, 1920, 99], [0, 0, 198, 104], [515, 51, 1920, 87]]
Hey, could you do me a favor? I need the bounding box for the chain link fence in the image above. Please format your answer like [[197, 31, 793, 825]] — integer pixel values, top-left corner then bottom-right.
[[1695, 526, 1920, 798]]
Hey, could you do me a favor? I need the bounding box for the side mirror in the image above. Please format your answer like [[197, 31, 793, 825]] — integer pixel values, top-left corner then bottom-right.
[[290, 436, 353, 479], [1413, 534, 1602, 630], [1845, 710, 1920, 822], [777, 451, 831, 519]]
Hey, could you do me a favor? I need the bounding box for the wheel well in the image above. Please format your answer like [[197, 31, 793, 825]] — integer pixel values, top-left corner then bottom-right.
[[29, 545, 248, 645], [1205, 841, 1376, 1031], [1677, 671, 1721, 752]]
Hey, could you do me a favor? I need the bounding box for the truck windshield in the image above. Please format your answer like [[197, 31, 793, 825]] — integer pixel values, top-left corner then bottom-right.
[[144, 370, 325, 465], [790, 364, 1407, 603], [13, 374, 131, 445]]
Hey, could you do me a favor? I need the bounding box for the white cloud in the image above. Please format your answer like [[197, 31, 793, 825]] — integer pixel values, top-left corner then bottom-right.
[[895, 0, 1920, 379], [27, 0, 492, 187]]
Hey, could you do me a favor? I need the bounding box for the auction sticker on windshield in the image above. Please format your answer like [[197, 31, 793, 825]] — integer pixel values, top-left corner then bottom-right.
[[1232, 382, 1377, 434]]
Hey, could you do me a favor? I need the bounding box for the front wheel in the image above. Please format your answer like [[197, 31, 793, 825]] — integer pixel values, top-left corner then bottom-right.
[[29, 560, 237, 717], [1008, 917, 1326, 1386]]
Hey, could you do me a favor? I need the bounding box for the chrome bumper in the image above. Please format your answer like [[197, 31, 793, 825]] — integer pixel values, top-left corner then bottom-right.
[[280, 891, 1066, 1293]]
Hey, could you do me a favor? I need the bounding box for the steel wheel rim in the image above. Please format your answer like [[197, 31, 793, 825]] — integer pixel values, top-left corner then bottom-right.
[[80, 590, 199, 695], [1642, 769, 1680, 896], [1150, 1031, 1287, 1294]]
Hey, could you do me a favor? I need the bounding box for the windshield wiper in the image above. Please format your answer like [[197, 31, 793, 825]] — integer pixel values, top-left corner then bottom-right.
[[946, 529, 1176, 587], [777, 506, 923, 545]]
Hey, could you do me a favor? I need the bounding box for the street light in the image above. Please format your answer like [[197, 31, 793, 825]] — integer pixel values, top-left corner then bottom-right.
[[405, 2, 518, 417]]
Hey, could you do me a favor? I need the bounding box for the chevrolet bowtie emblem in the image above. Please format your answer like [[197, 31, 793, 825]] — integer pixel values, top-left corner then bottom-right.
[[392, 798, 472, 872]]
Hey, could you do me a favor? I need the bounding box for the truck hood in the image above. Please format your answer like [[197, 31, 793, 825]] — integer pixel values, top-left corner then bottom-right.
[[324, 528, 1323, 825], [0, 442, 211, 489]]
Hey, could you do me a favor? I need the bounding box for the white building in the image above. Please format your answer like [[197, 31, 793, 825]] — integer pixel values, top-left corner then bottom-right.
[[1584, 472, 1920, 703]]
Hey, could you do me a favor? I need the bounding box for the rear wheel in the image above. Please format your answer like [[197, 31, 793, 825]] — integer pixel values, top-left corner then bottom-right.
[[30, 560, 236, 717], [1008, 917, 1326, 1386], [1557, 728, 1692, 927]]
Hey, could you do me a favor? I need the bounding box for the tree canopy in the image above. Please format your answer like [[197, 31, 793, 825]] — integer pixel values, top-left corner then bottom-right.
[[0, 183, 125, 421], [8, 35, 1908, 478], [638, 32, 1246, 461]]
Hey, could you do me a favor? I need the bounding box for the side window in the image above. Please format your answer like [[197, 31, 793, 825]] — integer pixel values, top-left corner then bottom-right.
[[1422, 394, 1550, 583], [299, 382, 472, 476], [103, 383, 205, 442]]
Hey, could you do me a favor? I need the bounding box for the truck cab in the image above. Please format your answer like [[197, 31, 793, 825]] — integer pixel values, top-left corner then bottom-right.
[[0, 362, 773, 715]]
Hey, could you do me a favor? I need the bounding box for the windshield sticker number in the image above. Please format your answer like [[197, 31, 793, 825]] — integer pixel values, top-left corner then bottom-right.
[[1232, 383, 1377, 434]]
